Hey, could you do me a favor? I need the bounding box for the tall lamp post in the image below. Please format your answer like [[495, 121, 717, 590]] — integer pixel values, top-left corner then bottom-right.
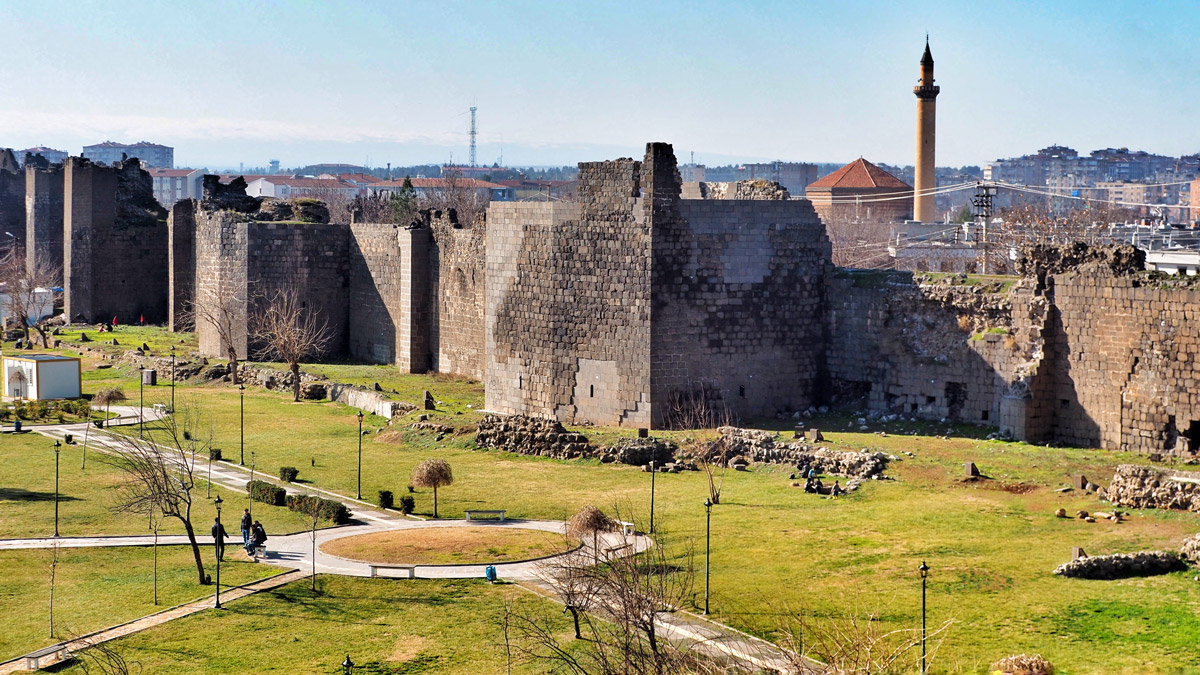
[[703, 498, 712, 615], [249, 451, 256, 521], [53, 440, 62, 537], [213, 495, 223, 609], [138, 369, 145, 438], [239, 384, 245, 465], [356, 411, 364, 500], [648, 460, 656, 533], [169, 346, 176, 412], [919, 560, 929, 674]]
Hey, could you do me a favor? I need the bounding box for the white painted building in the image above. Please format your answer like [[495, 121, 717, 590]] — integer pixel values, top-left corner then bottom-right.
[[1145, 250, 1200, 276], [244, 177, 361, 200], [3, 355, 81, 401], [0, 285, 55, 328], [148, 168, 205, 207]]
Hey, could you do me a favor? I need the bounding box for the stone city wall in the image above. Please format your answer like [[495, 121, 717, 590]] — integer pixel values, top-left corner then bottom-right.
[[0, 156, 25, 248], [24, 162, 63, 275], [430, 215, 486, 379]]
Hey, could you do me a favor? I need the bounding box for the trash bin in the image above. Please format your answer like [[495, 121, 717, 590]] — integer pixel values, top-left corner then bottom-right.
[[142, 370, 157, 386], [484, 565, 497, 583], [13, 420, 21, 432]]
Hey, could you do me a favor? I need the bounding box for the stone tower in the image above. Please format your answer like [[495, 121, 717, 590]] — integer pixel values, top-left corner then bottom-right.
[[913, 37, 940, 223]]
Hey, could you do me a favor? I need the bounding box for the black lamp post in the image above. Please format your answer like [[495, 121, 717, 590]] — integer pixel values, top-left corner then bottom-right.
[[249, 451, 256, 521], [648, 460, 656, 534], [342, 655, 354, 674], [356, 411, 364, 500], [169, 346, 176, 412], [919, 560, 929, 674], [53, 440, 61, 537], [214, 495, 223, 609], [139, 369, 145, 438], [239, 384, 245, 465], [703, 498, 712, 615]]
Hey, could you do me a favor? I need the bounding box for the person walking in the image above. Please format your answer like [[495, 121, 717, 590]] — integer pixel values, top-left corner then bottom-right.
[[211, 517, 229, 561], [240, 508, 252, 551]]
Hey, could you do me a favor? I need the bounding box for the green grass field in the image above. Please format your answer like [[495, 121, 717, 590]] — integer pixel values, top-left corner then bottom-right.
[[52, 576, 567, 674], [0, 546, 277, 662], [6, 328, 1200, 672]]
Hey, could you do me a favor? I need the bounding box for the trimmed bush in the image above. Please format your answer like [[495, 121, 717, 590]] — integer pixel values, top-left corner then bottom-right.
[[248, 479, 286, 506], [285, 493, 351, 525], [209, 447, 222, 461], [399, 496, 415, 515], [64, 433, 74, 445], [279, 466, 299, 483], [378, 490, 394, 509]]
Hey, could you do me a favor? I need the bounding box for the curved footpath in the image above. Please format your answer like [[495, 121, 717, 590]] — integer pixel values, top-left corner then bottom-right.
[[1, 407, 804, 674]]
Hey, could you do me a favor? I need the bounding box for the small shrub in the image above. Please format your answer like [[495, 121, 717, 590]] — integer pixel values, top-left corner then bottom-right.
[[279, 466, 299, 483], [955, 315, 972, 331], [183, 430, 191, 440], [57, 413, 65, 424], [286, 493, 351, 524], [248, 479, 286, 506], [64, 433, 74, 445], [992, 654, 1055, 675], [378, 490, 394, 509], [209, 447, 222, 461], [399, 496, 415, 514], [407, 485, 415, 493], [0, 409, 10, 422]]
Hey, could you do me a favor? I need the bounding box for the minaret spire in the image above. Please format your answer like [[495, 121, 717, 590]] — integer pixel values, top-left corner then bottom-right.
[[913, 37, 940, 222]]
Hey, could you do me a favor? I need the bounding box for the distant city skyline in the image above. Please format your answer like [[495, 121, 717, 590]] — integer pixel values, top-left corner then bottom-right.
[[2, 0, 1197, 169]]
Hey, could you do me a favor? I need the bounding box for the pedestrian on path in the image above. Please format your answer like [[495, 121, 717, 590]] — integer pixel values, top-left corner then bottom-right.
[[248, 521, 267, 558], [240, 509, 252, 550], [211, 518, 229, 561]]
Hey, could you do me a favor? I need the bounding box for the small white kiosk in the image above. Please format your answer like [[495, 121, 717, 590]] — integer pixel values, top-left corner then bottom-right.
[[2, 355, 82, 401]]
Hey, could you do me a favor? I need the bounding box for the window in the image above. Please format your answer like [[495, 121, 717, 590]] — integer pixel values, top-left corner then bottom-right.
[[589, 384, 594, 398], [738, 385, 746, 398]]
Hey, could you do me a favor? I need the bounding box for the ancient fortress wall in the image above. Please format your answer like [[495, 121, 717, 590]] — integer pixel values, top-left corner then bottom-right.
[[193, 210, 249, 358], [63, 157, 168, 324], [430, 219, 486, 379], [0, 164, 25, 248], [25, 163, 64, 275], [167, 200, 196, 331]]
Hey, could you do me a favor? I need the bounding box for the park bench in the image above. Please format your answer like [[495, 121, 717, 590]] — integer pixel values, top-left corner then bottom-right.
[[24, 643, 69, 669], [250, 544, 267, 559], [603, 543, 633, 559], [464, 509, 506, 522], [368, 563, 416, 579]]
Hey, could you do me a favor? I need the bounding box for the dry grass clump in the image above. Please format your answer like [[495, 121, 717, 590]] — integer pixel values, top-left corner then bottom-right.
[[992, 653, 1055, 675]]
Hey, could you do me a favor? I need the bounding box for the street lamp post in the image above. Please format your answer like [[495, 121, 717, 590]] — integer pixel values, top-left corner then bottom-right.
[[919, 560, 929, 674], [249, 451, 256, 521], [356, 411, 364, 500], [170, 346, 176, 412], [214, 495, 224, 609], [239, 384, 245, 465], [648, 460, 656, 533], [139, 369, 145, 438], [53, 440, 61, 537], [703, 498, 712, 615], [342, 655, 354, 674]]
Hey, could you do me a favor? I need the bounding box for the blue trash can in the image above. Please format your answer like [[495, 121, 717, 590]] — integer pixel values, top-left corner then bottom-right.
[[13, 420, 21, 432], [484, 565, 497, 583]]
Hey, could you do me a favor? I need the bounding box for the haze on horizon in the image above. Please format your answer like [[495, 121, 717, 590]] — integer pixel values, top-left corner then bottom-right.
[[2, 0, 1197, 170]]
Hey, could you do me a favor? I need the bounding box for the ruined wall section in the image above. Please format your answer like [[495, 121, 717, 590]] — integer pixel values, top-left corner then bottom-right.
[[348, 222, 433, 370], [1047, 272, 1200, 454], [0, 162, 25, 248], [430, 215, 486, 379], [194, 209, 249, 359], [25, 163, 63, 276], [245, 221, 350, 357], [63, 157, 169, 324], [825, 272, 1049, 435], [486, 160, 650, 427], [167, 200, 196, 331]]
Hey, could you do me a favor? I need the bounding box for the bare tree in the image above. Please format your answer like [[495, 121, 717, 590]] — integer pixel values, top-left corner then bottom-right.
[[566, 504, 616, 564], [775, 604, 954, 675], [504, 524, 702, 675], [93, 388, 127, 427], [542, 548, 602, 640], [0, 245, 61, 347], [410, 458, 453, 518], [67, 630, 141, 675], [249, 286, 333, 401], [103, 405, 211, 585], [189, 286, 244, 385], [425, 169, 490, 227], [694, 434, 733, 506]]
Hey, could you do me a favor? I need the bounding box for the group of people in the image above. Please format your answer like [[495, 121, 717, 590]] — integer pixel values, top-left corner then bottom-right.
[[210, 508, 268, 560], [798, 466, 846, 498]]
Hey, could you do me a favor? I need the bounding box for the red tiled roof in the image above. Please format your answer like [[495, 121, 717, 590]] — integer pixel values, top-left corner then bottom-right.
[[808, 158, 910, 190], [374, 178, 505, 189], [253, 177, 357, 188], [147, 168, 201, 177]]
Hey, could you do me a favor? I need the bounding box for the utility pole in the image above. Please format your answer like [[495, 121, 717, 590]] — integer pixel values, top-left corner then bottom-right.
[[972, 182, 997, 274], [468, 106, 478, 168]]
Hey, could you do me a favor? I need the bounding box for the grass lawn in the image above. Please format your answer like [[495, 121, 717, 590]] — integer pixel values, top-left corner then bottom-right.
[[321, 527, 573, 565], [248, 360, 485, 412], [0, 546, 277, 662], [53, 575, 569, 674], [0, 430, 317, 539]]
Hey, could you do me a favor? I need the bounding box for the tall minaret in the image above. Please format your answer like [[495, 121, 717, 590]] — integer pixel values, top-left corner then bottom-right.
[[913, 36, 940, 222]]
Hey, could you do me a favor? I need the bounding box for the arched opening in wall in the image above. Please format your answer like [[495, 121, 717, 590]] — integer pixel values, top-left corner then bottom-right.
[[944, 382, 967, 420], [1165, 415, 1179, 451], [8, 370, 26, 399], [738, 385, 746, 399]]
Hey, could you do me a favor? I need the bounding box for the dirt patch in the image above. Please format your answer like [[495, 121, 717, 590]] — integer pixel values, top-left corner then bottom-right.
[[321, 526, 574, 565], [389, 635, 429, 662], [956, 477, 1038, 494]]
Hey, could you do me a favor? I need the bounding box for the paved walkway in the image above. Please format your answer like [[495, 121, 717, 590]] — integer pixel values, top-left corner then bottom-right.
[[2, 407, 805, 673]]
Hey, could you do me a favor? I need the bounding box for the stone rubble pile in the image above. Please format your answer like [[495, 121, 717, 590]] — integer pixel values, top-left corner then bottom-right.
[[716, 426, 889, 479], [1101, 464, 1200, 512], [475, 414, 593, 460], [1181, 534, 1200, 565], [1053, 550, 1186, 579]]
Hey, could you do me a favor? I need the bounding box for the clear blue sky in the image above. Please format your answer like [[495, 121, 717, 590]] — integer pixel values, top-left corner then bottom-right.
[[2, 0, 1196, 169]]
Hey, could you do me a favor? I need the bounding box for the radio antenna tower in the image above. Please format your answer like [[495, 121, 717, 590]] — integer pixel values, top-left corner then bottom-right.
[[468, 105, 478, 168]]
